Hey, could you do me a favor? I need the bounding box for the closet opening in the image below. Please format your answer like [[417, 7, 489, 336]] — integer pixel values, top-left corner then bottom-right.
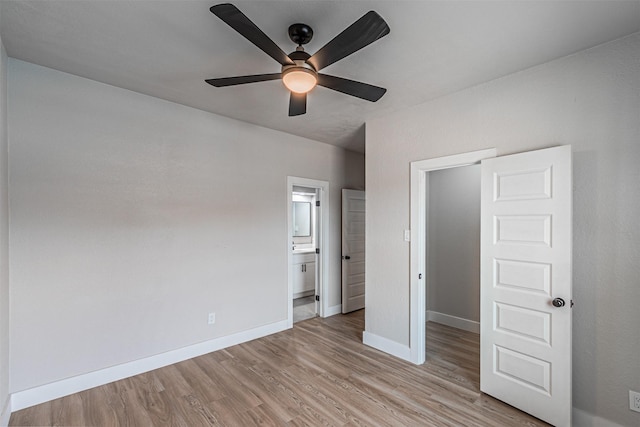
[[426, 165, 481, 334], [425, 164, 481, 380], [408, 148, 496, 364]]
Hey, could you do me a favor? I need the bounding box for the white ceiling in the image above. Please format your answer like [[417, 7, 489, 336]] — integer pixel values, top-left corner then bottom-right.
[[1, 1, 639, 152]]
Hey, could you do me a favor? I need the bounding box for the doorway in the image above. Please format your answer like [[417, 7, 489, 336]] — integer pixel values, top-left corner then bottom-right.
[[410, 146, 573, 426], [426, 164, 481, 335], [409, 148, 496, 363], [287, 177, 329, 327], [292, 186, 318, 322]]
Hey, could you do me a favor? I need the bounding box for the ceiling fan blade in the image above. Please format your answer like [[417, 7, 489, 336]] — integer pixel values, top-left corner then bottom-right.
[[210, 4, 294, 66], [205, 73, 282, 87], [317, 74, 386, 102], [307, 11, 389, 71], [289, 92, 307, 116]]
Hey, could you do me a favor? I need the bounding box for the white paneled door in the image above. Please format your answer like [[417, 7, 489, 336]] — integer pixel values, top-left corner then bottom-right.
[[480, 145, 572, 426], [342, 189, 366, 313]]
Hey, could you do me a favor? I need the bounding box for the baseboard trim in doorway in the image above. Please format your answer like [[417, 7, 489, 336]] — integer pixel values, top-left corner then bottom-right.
[[10, 319, 289, 412], [324, 304, 342, 317], [426, 310, 480, 334], [363, 331, 411, 362], [0, 396, 11, 426], [572, 408, 625, 427]]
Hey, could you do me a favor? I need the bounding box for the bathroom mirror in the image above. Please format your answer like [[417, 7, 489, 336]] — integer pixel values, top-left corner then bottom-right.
[[292, 202, 311, 237]]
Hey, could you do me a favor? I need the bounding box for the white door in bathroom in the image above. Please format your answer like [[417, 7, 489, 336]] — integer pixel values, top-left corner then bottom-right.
[[342, 189, 366, 313]]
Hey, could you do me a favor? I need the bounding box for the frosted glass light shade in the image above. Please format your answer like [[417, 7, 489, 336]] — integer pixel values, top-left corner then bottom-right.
[[282, 68, 317, 94]]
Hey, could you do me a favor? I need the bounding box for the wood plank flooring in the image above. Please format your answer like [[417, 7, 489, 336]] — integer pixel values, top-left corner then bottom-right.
[[10, 311, 549, 426]]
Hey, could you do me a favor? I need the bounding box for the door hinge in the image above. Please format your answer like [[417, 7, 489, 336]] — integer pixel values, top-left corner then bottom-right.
[[419, 273, 423, 279], [315, 295, 320, 301], [316, 201, 320, 207], [571, 299, 574, 308], [315, 248, 320, 254]]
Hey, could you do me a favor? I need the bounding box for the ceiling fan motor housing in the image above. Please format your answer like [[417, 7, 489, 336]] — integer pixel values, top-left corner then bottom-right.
[[284, 48, 316, 70]]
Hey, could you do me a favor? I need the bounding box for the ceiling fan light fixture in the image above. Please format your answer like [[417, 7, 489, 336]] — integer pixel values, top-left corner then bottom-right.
[[207, 4, 390, 115], [282, 67, 317, 94]]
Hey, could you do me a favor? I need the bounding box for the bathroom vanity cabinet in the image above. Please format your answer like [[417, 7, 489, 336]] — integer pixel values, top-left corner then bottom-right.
[[292, 252, 315, 298]]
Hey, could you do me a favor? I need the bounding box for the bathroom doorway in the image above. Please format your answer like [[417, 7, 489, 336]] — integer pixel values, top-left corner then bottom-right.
[[292, 186, 318, 322], [287, 177, 329, 326]]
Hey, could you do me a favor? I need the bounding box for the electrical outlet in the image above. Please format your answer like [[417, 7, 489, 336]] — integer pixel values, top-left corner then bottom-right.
[[630, 390, 640, 413], [208, 312, 216, 325]]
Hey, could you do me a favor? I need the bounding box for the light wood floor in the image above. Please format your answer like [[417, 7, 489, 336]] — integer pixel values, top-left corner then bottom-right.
[[10, 311, 549, 426]]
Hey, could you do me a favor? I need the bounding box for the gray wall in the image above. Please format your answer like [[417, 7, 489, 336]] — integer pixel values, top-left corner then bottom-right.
[[0, 33, 10, 420], [427, 165, 480, 322], [8, 59, 364, 393], [366, 33, 640, 426]]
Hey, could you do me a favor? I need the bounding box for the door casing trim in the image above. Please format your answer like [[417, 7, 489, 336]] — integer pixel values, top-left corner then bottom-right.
[[409, 148, 496, 364]]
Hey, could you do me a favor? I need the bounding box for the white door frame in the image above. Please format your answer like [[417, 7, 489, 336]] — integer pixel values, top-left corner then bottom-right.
[[409, 148, 496, 364], [287, 176, 330, 327]]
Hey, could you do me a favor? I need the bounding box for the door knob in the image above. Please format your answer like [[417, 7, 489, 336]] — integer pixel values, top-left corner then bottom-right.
[[343, 255, 351, 260], [552, 298, 566, 308]]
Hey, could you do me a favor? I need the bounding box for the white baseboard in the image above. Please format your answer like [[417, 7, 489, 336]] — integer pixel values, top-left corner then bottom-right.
[[11, 319, 289, 412], [572, 407, 625, 427], [0, 396, 11, 427], [323, 304, 342, 317], [5, 321, 627, 427], [293, 290, 314, 299], [362, 331, 411, 362], [426, 310, 480, 334]]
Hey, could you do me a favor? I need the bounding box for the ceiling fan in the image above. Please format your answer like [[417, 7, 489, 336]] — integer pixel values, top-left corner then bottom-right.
[[205, 3, 390, 116]]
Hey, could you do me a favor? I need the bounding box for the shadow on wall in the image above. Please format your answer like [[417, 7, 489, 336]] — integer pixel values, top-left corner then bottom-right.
[[571, 150, 598, 412]]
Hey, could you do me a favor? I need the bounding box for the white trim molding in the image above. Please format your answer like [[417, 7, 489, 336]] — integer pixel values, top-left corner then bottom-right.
[[572, 408, 625, 427], [324, 304, 342, 317], [362, 331, 411, 362], [0, 396, 11, 427], [426, 311, 480, 334], [409, 148, 496, 364], [11, 319, 288, 412]]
